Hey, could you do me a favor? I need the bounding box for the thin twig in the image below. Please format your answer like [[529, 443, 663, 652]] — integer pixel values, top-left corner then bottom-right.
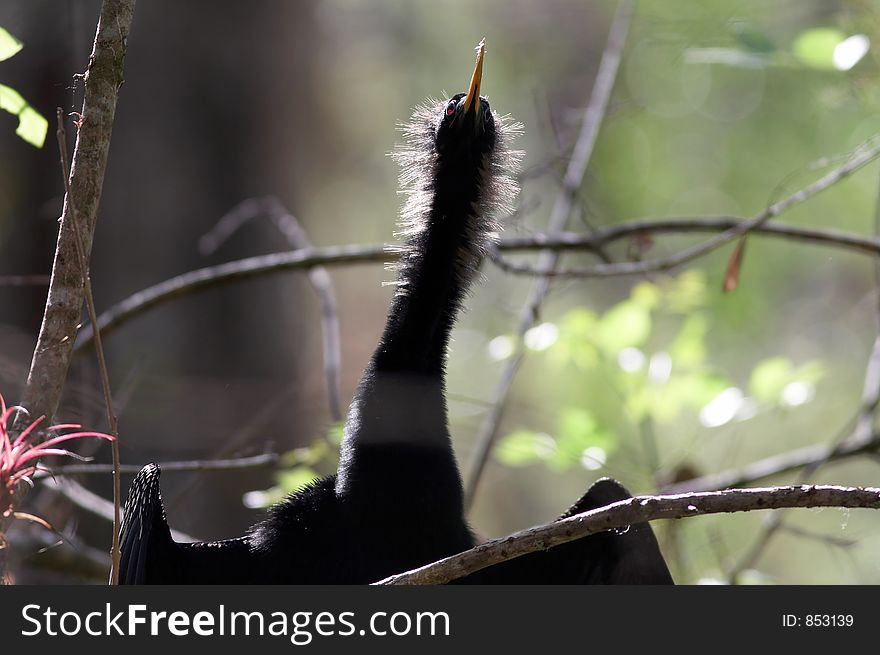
[[504, 218, 880, 255], [74, 244, 383, 354], [7, 524, 111, 581], [200, 196, 344, 422], [375, 485, 880, 585], [780, 523, 858, 549], [463, 0, 636, 508], [39, 476, 197, 543], [0, 275, 51, 287], [661, 431, 880, 494], [55, 108, 122, 585], [34, 452, 279, 477], [490, 138, 880, 279]]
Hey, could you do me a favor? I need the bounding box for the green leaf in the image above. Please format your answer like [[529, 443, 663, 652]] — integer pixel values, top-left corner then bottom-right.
[[495, 430, 555, 467], [669, 313, 709, 368], [732, 22, 777, 54], [747, 357, 826, 405], [671, 372, 731, 410], [748, 356, 793, 403], [16, 105, 47, 147], [551, 408, 615, 470], [0, 82, 24, 114], [792, 360, 826, 385], [326, 421, 345, 446], [793, 28, 846, 70], [631, 281, 661, 310], [666, 270, 708, 313], [0, 26, 23, 62], [276, 466, 320, 494], [0, 83, 47, 148], [553, 308, 599, 369], [597, 300, 651, 354]]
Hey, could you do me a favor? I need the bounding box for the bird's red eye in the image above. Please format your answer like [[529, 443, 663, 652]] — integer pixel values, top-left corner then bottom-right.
[[446, 102, 456, 116]]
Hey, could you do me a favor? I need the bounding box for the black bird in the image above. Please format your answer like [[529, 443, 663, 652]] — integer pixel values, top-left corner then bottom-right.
[[119, 41, 672, 585]]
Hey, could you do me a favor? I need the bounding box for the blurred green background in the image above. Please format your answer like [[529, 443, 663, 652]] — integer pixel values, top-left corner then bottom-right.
[[2, 0, 880, 583]]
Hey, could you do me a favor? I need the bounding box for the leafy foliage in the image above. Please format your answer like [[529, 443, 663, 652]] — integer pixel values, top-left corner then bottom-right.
[[0, 25, 47, 148], [243, 423, 343, 508], [494, 270, 825, 474]]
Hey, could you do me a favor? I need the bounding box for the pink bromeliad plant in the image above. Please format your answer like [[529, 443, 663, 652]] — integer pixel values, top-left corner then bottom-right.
[[1, 393, 115, 524]]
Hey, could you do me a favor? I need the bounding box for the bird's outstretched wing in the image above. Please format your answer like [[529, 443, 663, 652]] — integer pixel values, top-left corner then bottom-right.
[[118, 463, 179, 584], [556, 477, 673, 584], [480, 477, 674, 584]]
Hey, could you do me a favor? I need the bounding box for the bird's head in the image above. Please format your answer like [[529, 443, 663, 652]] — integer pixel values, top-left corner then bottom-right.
[[392, 39, 521, 290], [434, 39, 496, 162]]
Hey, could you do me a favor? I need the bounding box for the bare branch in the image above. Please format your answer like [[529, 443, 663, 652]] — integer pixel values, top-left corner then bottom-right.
[[375, 485, 880, 585], [490, 136, 880, 279], [0, 275, 51, 287], [501, 218, 880, 256], [662, 431, 880, 494], [71, 217, 880, 355], [34, 452, 279, 477], [7, 526, 111, 581], [39, 477, 197, 543], [463, 0, 636, 507], [74, 244, 383, 353]]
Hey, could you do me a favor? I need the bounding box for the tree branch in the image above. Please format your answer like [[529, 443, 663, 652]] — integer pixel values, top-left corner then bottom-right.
[[661, 431, 880, 494], [490, 136, 880, 279], [19, 0, 135, 424], [34, 452, 279, 477], [39, 476, 197, 543], [375, 485, 880, 585], [71, 217, 880, 355]]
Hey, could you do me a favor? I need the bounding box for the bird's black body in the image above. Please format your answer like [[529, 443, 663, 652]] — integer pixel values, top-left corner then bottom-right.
[[119, 42, 673, 585]]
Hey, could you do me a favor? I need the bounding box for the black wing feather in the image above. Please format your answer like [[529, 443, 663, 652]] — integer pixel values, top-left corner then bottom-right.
[[480, 477, 673, 584], [119, 463, 177, 584]]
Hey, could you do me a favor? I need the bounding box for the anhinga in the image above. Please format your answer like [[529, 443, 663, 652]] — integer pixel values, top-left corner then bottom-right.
[[119, 41, 672, 585]]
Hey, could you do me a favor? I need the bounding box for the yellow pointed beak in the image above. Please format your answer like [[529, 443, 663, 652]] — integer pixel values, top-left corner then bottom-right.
[[461, 39, 485, 117]]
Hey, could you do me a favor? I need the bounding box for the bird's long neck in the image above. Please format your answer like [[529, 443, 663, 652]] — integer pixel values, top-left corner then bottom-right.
[[335, 155, 487, 498], [381, 163, 484, 370]]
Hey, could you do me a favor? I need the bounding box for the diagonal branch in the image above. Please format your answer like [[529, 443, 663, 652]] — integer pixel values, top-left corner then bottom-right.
[[489, 136, 880, 279], [39, 476, 197, 543], [74, 244, 382, 354], [375, 485, 880, 585], [661, 431, 880, 494]]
